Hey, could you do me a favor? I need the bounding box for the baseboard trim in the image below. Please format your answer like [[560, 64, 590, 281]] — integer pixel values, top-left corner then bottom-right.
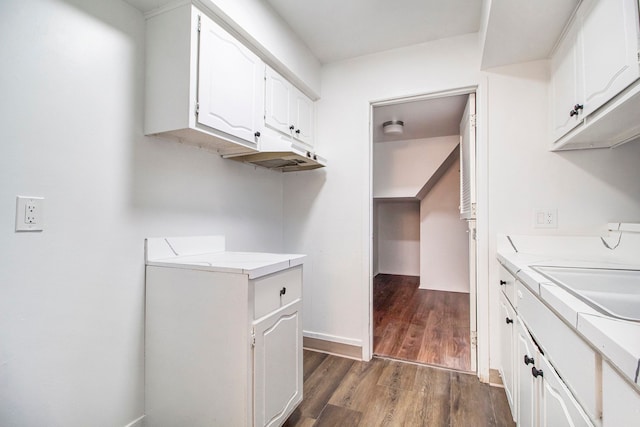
[[303, 337, 362, 360], [124, 415, 145, 427]]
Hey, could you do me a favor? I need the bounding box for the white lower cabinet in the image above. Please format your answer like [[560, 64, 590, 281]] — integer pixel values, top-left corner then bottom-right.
[[499, 264, 595, 427], [253, 301, 303, 427], [515, 318, 537, 427], [145, 265, 303, 426], [602, 361, 640, 426], [499, 292, 517, 420], [514, 317, 593, 427]]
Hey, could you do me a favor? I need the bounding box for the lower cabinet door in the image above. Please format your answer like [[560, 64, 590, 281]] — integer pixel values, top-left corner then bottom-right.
[[253, 301, 303, 427], [538, 355, 593, 427], [499, 293, 516, 420], [516, 318, 538, 427]]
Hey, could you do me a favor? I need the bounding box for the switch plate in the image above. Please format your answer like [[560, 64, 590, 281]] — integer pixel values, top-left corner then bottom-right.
[[15, 196, 44, 231], [534, 208, 557, 229]]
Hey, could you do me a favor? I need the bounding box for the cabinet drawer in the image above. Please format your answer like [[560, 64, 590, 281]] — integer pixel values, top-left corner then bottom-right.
[[499, 264, 518, 308], [254, 266, 302, 319], [516, 281, 599, 423]]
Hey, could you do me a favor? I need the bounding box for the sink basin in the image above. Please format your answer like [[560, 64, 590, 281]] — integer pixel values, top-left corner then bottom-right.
[[531, 266, 640, 322]]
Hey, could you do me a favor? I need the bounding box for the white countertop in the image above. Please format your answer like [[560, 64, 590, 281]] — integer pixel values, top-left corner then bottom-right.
[[497, 233, 640, 388], [147, 251, 305, 279], [145, 236, 305, 279]]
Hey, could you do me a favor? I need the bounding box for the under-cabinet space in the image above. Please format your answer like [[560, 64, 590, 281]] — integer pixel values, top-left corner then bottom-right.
[[145, 4, 264, 156]]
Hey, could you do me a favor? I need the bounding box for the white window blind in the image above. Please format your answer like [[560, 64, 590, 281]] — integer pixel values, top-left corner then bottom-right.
[[459, 93, 476, 220]]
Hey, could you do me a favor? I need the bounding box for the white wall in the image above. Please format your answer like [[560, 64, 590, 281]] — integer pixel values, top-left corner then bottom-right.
[[283, 30, 640, 374], [419, 158, 469, 292], [376, 201, 420, 276], [283, 33, 481, 351], [484, 60, 640, 369], [373, 136, 459, 198], [0, 1, 284, 425]]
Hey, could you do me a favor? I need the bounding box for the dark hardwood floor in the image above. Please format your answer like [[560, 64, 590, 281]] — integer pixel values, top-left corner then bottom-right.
[[373, 274, 471, 371], [284, 350, 515, 427]]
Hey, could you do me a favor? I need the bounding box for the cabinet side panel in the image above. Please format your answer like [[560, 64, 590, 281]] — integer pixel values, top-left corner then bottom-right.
[[145, 266, 250, 427], [144, 5, 193, 135]]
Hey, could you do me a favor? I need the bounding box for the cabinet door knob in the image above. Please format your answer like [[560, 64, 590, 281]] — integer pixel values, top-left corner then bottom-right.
[[306, 151, 311, 158], [532, 367, 544, 378], [289, 125, 295, 130], [279, 287, 286, 296], [295, 129, 301, 134], [505, 317, 513, 324], [524, 355, 535, 365], [254, 131, 261, 138], [569, 103, 584, 117], [500, 280, 507, 286]]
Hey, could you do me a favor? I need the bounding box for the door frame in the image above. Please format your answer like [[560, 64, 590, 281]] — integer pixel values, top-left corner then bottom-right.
[[366, 85, 487, 378]]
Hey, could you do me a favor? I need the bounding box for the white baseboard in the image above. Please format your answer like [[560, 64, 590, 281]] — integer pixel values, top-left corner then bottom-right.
[[124, 415, 145, 427], [303, 330, 361, 347]]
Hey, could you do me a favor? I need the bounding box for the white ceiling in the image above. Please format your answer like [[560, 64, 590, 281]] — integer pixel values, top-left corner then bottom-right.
[[265, 0, 482, 64], [481, 0, 580, 69], [373, 95, 469, 143]]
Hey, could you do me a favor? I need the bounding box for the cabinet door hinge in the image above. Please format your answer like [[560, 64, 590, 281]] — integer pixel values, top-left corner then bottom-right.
[[470, 113, 477, 128], [197, 15, 201, 32], [470, 330, 478, 348], [195, 101, 199, 116], [251, 328, 256, 348], [472, 227, 477, 241]]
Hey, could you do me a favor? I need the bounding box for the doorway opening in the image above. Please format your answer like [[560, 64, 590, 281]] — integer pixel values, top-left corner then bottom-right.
[[371, 89, 477, 372]]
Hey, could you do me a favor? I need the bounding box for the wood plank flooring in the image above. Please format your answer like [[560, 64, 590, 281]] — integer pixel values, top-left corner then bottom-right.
[[373, 274, 471, 371], [284, 350, 515, 427]]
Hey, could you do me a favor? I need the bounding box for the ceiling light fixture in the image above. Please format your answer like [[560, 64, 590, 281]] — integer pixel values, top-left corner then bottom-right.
[[383, 120, 404, 135]]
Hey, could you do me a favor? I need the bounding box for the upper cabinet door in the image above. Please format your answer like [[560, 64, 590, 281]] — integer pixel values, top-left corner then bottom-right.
[[580, 0, 640, 116], [265, 66, 293, 135], [550, 21, 583, 141], [291, 88, 314, 147], [198, 14, 264, 144]]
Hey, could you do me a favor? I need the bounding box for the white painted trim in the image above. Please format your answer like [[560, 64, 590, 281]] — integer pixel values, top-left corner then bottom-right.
[[475, 77, 491, 383], [367, 86, 484, 379], [369, 86, 479, 108], [124, 415, 145, 427], [303, 330, 363, 347]]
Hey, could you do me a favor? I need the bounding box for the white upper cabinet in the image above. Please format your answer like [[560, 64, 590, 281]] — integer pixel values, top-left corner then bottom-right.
[[145, 5, 263, 156], [265, 65, 315, 148], [580, 0, 640, 116], [265, 66, 293, 136], [549, 0, 640, 150], [290, 89, 314, 147], [198, 13, 264, 145], [550, 21, 582, 141]]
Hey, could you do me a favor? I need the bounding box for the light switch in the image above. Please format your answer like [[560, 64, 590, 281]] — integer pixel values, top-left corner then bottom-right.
[[15, 196, 44, 232]]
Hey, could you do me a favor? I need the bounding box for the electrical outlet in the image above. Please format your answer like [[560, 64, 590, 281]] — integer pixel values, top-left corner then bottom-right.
[[534, 208, 557, 229], [16, 196, 44, 232]]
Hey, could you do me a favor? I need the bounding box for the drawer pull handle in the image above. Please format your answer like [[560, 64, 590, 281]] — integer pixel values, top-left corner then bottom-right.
[[532, 367, 544, 378], [505, 317, 513, 324], [279, 287, 287, 296], [524, 355, 535, 365], [499, 280, 507, 286]]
